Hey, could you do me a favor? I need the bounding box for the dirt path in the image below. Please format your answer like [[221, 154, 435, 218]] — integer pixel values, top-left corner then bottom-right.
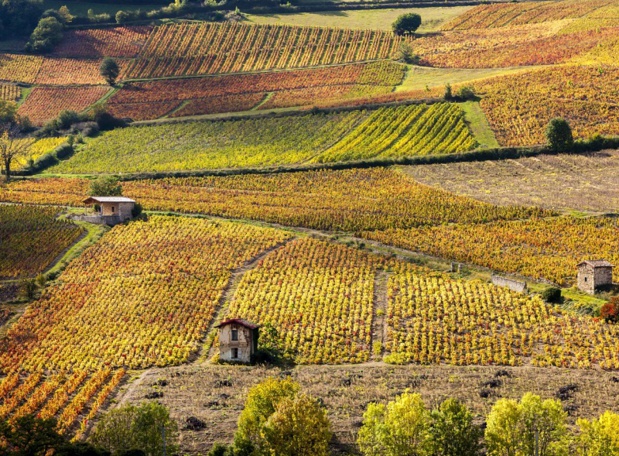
[[371, 270, 389, 361], [197, 237, 296, 363]]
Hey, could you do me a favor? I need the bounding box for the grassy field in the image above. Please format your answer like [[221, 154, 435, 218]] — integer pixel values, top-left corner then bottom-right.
[[246, 6, 472, 32], [396, 65, 533, 92], [403, 151, 619, 213], [119, 363, 619, 454]]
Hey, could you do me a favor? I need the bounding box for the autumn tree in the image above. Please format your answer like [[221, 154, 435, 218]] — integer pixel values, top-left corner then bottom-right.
[[485, 393, 569, 456], [577, 410, 619, 455], [358, 391, 430, 456], [233, 377, 331, 456], [0, 120, 33, 183], [600, 297, 619, 323], [261, 394, 331, 456], [89, 402, 178, 456]]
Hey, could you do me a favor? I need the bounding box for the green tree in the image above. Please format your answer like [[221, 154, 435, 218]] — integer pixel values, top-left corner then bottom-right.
[[486, 393, 568, 456], [0, 100, 18, 123], [89, 402, 178, 456], [392, 13, 422, 36], [358, 391, 430, 456], [261, 394, 331, 456], [100, 58, 120, 86], [428, 398, 482, 456], [0, 0, 44, 40], [397, 42, 419, 64], [25, 16, 64, 54], [89, 176, 123, 197], [546, 118, 574, 151], [234, 377, 300, 454], [577, 411, 619, 456]]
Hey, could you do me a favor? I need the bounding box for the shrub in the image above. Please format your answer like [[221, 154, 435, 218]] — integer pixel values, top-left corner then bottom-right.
[[25, 16, 64, 54], [546, 118, 574, 151], [577, 411, 619, 455], [485, 393, 568, 456], [429, 398, 483, 456], [600, 297, 619, 323], [444, 83, 453, 101], [398, 42, 419, 64], [115, 10, 130, 24], [542, 287, 562, 304], [56, 110, 80, 130], [358, 391, 430, 456], [131, 202, 143, 218], [100, 58, 120, 86], [457, 86, 476, 101], [89, 175, 122, 197], [95, 111, 127, 131], [89, 402, 178, 456], [392, 13, 422, 36]]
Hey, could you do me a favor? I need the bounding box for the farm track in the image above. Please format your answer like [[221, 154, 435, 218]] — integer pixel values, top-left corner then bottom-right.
[[198, 237, 297, 363], [371, 270, 389, 361]]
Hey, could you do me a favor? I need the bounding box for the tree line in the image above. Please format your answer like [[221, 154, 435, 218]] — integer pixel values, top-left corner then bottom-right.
[[4, 377, 618, 456]]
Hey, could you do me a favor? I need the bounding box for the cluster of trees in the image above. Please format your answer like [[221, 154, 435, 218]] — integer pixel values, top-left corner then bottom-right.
[[0, 0, 43, 41], [209, 377, 331, 456], [357, 391, 619, 456]]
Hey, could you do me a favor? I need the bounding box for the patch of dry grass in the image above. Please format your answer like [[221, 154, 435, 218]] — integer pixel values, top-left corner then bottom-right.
[[118, 364, 619, 454]]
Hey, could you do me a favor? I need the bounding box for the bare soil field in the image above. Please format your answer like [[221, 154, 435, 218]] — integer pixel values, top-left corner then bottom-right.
[[118, 364, 619, 454], [404, 151, 619, 213]]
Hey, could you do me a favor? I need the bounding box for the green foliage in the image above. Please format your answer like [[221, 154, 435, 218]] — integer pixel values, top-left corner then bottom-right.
[[577, 411, 619, 455], [0, 0, 43, 40], [542, 287, 563, 304], [392, 13, 422, 35], [428, 398, 483, 456], [358, 391, 430, 456], [25, 16, 64, 54], [234, 377, 300, 453], [444, 83, 453, 101], [0, 100, 18, 123], [485, 393, 568, 456], [19, 277, 38, 300], [261, 394, 332, 456], [89, 402, 178, 456], [546, 118, 574, 151], [100, 58, 120, 86], [89, 175, 122, 197], [457, 86, 476, 101], [398, 42, 419, 64]]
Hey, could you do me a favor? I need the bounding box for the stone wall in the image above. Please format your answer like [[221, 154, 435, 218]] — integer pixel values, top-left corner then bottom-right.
[[491, 275, 527, 293]]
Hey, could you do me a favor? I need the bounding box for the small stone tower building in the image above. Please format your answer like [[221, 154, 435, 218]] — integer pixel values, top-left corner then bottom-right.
[[577, 260, 613, 294], [216, 319, 259, 364]]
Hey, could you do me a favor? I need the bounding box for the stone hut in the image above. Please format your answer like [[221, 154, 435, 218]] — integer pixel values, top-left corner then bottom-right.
[[83, 196, 135, 226], [216, 319, 259, 364], [577, 260, 613, 294]]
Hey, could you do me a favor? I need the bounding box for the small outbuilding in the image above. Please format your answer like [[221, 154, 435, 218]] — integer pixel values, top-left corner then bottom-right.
[[83, 196, 135, 226], [577, 260, 614, 294], [216, 319, 259, 364]]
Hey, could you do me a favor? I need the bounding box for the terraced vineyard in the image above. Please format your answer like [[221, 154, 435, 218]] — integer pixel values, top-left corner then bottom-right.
[[0, 84, 19, 101], [105, 61, 405, 121], [442, 0, 614, 30], [0, 205, 83, 279], [365, 216, 619, 285], [51, 103, 474, 173], [0, 54, 43, 84], [17, 86, 110, 126], [0, 170, 550, 232], [127, 22, 405, 79], [313, 103, 476, 162], [386, 262, 619, 369], [227, 238, 381, 364], [475, 65, 619, 146]]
